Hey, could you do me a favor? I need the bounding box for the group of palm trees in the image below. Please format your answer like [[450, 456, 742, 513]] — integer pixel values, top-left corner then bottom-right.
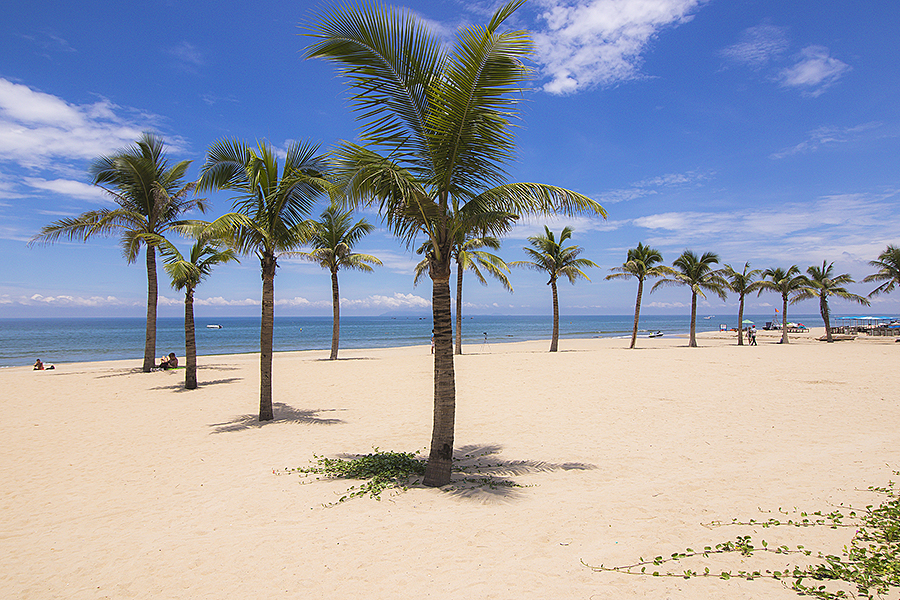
[[607, 243, 900, 349]]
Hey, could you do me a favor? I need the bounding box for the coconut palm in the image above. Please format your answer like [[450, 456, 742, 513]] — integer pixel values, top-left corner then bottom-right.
[[30, 133, 205, 372], [605, 242, 667, 349], [294, 204, 381, 360], [414, 231, 514, 355], [511, 226, 597, 353], [197, 139, 331, 421], [652, 250, 728, 347], [142, 229, 237, 388], [306, 0, 606, 486], [863, 245, 900, 298], [757, 266, 808, 344], [723, 262, 763, 346], [795, 261, 870, 343]]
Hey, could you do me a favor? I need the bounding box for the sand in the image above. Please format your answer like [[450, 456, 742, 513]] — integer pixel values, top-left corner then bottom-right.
[[2, 327, 898, 599]]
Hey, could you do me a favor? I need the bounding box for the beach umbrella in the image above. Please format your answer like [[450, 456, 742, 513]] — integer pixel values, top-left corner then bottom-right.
[[742, 319, 754, 324]]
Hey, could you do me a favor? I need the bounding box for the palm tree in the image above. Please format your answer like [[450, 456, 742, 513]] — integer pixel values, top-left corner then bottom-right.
[[142, 229, 237, 388], [723, 262, 763, 346], [30, 133, 204, 372], [863, 245, 900, 298], [511, 226, 597, 353], [605, 242, 666, 349], [294, 203, 381, 360], [306, 0, 606, 486], [795, 261, 870, 343], [197, 139, 331, 421], [652, 250, 727, 347], [757, 266, 808, 344], [414, 232, 514, 355]]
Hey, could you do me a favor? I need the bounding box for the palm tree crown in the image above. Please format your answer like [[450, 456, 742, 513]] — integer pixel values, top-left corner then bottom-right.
[[863, 245, 900, 298], [723, 262, 762, 346], [606, 242, 666, 348], [757, 265, 808, 344], [652, 250, 727, 347], [795, 261, 869, 342]]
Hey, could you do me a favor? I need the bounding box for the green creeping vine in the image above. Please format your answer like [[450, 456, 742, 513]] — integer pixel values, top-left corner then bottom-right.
[[585, 475, 900, 599]]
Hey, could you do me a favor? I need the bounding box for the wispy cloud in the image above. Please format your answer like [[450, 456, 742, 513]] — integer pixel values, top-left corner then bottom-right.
[[23, 177, 108, 201], [770, 122, 884, 159], [510, 214, 622, 239], [596, 169, 713, 204], [720, 24, 788, 68], [533, 0, 705, 94], [779, 45, 850, 96], [169, 41, 205, 71], [341, 292, 431, 309]]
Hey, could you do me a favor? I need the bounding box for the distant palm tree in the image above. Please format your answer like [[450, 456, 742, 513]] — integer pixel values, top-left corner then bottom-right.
[[30, 133, 205, 372], [142, 229, 237, 388], [795, 261, 870, 343], [511, 226, 597, 352], [757, 266, 808, 344], [198, 139, 331, 421], [863, 245, 900, 298], [414, 232, 514, 355], [307, 0, 605, 486], [652, 250, 727, 347], [723, 262, 763, 346], [294, 204, 381, 360], [605, 242, 667, 349]]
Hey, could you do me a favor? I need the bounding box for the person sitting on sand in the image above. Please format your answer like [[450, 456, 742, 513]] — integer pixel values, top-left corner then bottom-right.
[[158, 353, 178, 370], [33, 359, 54, 370]]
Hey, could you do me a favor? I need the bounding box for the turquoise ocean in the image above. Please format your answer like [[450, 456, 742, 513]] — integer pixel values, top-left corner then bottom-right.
[[0, 313, 824, 368]]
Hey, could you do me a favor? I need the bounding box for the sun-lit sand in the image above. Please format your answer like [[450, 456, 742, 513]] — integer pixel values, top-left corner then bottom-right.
[[2, 327, 898, 599]]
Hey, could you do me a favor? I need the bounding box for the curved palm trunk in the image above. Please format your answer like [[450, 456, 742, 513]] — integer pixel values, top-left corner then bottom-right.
[[737, 293, 745, 346], [143, 245, 158, 372], [550, 278, 560, 352], [330, 268, 340, 360], [423, 261, 456, 487], [184, 288, 197, 390], [259, 253, 276, 421], [455, 262, 463, 355], [689, 290, 698, 347], [820, 294, 833, 343], [630, 278, 644, 349], [780, 295, 789, 344]]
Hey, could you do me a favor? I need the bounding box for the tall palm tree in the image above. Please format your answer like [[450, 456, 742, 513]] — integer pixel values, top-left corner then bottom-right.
[[511, 226, 597, 353], [652, 250, 727, 347], [142, 229, 237, 388], [863, 245, 900, 298], [306, 0, 606, 486], [294, 203, 381, 360], [414, 232, 514, 355], [757, 266, 808, 344], [605, 242, 667, 349], [795, 261, 869, 343], [723, 262, 763, 346], [197, 139, 331, 421], [30, 133, 204, 372]]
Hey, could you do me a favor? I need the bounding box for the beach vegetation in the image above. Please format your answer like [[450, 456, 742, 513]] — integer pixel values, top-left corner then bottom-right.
[[651, 250, 727, 347], [863, 245, 900, 299], [30, 133, 205, 372], [292, 449, 427, 503], [795, 261, 869, 343], [293, 203, 381, 360], [605, 242, 667, 349], [511, 226, 597, 352], [305, 0, 605, 486], [758, 266, 809, 344], [723, 262, 763, 346], [197, 139, 332, 421]]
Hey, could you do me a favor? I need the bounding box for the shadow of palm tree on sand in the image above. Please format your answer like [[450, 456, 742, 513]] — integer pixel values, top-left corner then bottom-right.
[[209, 402, 346, 434]]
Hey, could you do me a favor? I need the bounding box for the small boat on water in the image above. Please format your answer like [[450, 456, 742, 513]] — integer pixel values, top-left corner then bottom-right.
[[206, 324, 223, 329], [648, 330, 663, 338]]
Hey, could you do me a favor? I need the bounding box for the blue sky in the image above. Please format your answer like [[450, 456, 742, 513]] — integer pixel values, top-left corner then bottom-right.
[[2, 0, 899, 319]]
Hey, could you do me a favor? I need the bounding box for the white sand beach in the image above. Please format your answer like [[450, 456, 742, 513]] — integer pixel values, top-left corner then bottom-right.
[[2, 329, 898, 599]]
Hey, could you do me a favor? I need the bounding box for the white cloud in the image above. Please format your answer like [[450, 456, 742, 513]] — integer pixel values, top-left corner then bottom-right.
[[779, 45, 850, 96], [342, 292, 431, 309], [770, 122, 882, 159], [196, 296, 260, 307], [533, 0, 705, 94], [24, 177, 108, 201], [23, 293, 138, 307], [720, 24, 788, 68], [598, 169, 713, 203], [169, 42, 204, 69], [510, 214, 620, 239]]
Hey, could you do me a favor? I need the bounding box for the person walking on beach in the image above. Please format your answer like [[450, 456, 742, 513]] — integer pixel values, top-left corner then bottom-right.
[[749, 325, 757, 346]]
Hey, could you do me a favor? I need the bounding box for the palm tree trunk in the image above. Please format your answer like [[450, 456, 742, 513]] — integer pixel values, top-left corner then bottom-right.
[[821, 294, 833, 343], [781, 295, 789, 344], [455, 262, 463, 355], [550, 279, 560, 352], [423, 261, 456, 488], [259, 253, 276, 421], [330, 268, 340, 360], [185, 288, 197, 390], [143, 245, 158, 372], [630, 278, 643, 349], [737, 294, 745, 346], [689, 290, 698, 347]]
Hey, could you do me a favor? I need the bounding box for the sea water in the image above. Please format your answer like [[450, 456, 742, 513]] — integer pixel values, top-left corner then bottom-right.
[[0, 313, 822, 368]]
